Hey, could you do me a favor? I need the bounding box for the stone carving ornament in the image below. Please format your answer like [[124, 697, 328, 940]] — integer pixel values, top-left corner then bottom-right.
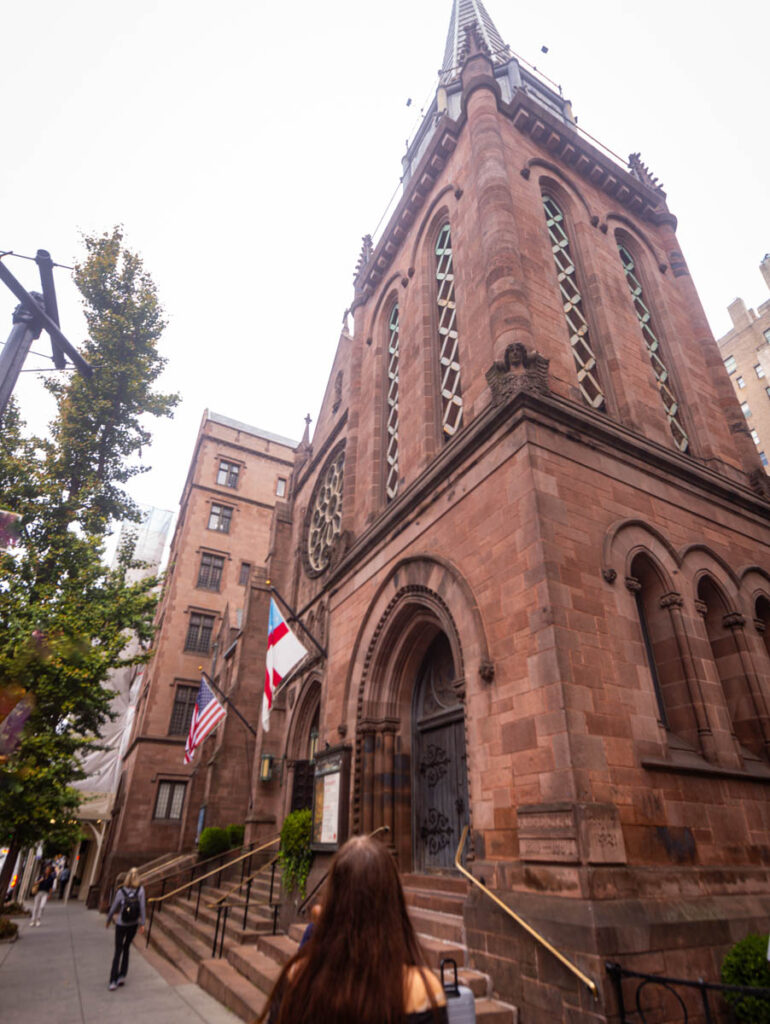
[[304, 443, 346, 577]]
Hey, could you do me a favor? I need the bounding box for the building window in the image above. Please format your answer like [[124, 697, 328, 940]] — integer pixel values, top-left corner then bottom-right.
[[542, 195, 606, 412], [435, 223, 464, 439], [217, 460, 239, 488], [185, 612, 215, 653], [751, 429, 760, 445], [764, 329, 770, 345], [239, 561, 251, 585], [756, 364, 766, 379], [154, 781, 186, 820], [736, 376, 746, 389], [305, 444, 345, 576], [385, 301, 400, 501], [760, 451, 768, 467], [197, 552, 224, 590], [724, 355, 737, 374], [276, 477, 287, 498], [618, 244, 688, 452], [208, 503, 232, 533], [169, 685, 198, 735], [741, 401, 752, 418], [766, 386, 770, 399]]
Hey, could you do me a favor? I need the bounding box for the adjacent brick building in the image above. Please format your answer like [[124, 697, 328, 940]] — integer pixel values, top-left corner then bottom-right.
[[717, 254, 770, 472], [242, 3, 770, 1020], [99, 411, 296, 890]]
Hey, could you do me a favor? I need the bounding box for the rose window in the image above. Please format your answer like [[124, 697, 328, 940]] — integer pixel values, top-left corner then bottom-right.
[[306, 446, 345, 574]]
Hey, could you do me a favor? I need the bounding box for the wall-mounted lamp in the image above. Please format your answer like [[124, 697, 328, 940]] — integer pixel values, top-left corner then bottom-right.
[[259, 753, 275, 782]]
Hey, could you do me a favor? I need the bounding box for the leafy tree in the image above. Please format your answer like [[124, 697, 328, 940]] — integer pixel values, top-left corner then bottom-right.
[[0, 228, 178, 897]]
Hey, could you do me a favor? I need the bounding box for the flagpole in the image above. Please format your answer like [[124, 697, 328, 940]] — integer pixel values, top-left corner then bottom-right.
[[199, 669, 258, 737], [267, 582, 328, 659]]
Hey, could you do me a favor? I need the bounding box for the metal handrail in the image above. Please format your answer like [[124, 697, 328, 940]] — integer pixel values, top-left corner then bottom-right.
[[206, 854, 280, 909], [453, 826, 597, 999], [147, 834, 279, 904]]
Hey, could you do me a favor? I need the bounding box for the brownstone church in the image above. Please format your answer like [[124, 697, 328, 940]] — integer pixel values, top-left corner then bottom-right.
[[102, 1, 770, 1019]]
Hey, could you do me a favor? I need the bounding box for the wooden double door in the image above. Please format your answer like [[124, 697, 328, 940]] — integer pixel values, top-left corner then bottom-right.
[[412, 634, 469, 871]]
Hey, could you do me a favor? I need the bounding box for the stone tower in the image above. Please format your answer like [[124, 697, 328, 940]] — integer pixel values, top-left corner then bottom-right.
[[242, 3, 770, 1020]]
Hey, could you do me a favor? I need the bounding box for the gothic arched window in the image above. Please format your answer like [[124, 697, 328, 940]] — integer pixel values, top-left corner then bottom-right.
[[617, 244, 689, 452], [385, 302, 400, 501], [435, 223, 464, 440], [541, 194, 606, 411]]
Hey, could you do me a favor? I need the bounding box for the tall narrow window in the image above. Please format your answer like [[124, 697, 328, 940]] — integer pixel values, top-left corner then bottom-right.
[[541, 195, 606, 411], [197, 552, 224, 590], [217, 460, 239, 488], [385, 302, 400, 500], [618, 244, 689, 452], [435, 223, 464, 439], [208, 503, 232, 533], [185, 612, 215, 653]]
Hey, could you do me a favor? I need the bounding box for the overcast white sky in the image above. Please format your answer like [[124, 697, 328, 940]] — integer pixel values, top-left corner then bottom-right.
[[3, 0, 769, 527]]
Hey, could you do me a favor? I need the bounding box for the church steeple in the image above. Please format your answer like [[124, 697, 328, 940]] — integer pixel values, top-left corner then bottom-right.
[[440, 0, 510, 84]]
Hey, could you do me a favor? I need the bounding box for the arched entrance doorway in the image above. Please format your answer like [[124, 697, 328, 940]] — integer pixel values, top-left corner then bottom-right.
[[412, 633, 469, 870]]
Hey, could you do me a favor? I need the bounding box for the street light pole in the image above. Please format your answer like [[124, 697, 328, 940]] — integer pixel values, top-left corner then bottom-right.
[[0, 294, 44, 416]]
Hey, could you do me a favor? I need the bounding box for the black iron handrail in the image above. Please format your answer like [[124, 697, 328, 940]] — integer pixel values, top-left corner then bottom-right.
[[144, 835, 279, 949], [607, 960, 770, 1023], [209, 855, 282, 956]]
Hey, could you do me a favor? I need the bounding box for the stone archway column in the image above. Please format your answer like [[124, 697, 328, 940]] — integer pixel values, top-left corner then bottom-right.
[[360, 726, 376, 834], [724, 611, 770, 756], [381, 722, 398, 846], [660, 591, 718, 761]]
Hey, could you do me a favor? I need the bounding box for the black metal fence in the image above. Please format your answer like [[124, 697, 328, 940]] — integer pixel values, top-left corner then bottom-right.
[[606, 961, 770, 1023]]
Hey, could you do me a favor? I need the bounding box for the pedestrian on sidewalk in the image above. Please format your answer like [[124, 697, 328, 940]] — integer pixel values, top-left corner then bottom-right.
[[105, 867, 146, 991], [58, 861, 70, 900], [29, 863, 56, 927]]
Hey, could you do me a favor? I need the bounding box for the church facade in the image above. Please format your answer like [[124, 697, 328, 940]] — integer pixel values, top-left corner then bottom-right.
[[246, 2, 770, 1019]]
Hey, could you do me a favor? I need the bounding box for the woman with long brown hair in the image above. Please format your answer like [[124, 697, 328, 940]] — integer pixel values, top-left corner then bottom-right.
[[259, 834, 448, 1024]]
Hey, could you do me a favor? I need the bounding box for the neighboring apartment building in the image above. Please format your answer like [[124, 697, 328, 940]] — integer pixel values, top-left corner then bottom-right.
[[717, 254, 770, 472], [98, 411, 296, 891]]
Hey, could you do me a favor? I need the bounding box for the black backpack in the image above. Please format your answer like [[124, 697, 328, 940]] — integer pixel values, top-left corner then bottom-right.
[[120, 887, 141, 925]]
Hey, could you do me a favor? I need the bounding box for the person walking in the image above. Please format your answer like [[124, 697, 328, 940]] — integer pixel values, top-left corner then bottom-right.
[[29, 864, 56, 927], [257, 834, 447, 1024], [58, 861, 70, 900], [105, 868, 146, 991]]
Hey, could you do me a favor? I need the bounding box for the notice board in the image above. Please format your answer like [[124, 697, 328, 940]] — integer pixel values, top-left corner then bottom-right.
[[311, 745, 351, 852]]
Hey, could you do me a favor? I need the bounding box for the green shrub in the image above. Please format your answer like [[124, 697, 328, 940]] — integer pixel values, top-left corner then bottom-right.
[[226, 824, 245, 848], [721, 933, 770, 1023], [0, 916, 18, 940], [198, 826, 231, 859], [279, 809, 313, 898]]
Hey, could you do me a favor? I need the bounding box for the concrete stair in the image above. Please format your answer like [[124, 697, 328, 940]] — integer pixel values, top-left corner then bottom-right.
[[195, 873, 517, 1023]]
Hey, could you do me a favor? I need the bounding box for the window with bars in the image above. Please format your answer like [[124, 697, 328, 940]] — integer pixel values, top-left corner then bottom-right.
[[168, 685, 198, 735], [724, 355, 737, 374], [197, 552, 224, 590], [737, 376, 746, 389], [239, 561, 251, 585], [154, 780, 186, 820], [541, 195, 606, 411], [217, 460, 240, 488], [435, 223, 464, 439], [617, 244, 689, 452], [385, 302, 401, 500], [185, 612, 215, 653], [208, 503, 232, 533], [756, 364, 766, 379]]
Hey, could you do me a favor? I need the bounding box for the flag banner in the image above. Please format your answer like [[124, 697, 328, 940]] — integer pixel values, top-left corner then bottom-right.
[[184, 677, 226, 764], [263, 598, 307, 732]]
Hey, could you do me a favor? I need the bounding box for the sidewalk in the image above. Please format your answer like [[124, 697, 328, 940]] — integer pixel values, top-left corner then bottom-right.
[[0, 898, 239, 1024]]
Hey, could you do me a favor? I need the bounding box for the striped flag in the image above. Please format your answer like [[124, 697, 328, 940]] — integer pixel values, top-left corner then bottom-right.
[[184, 677, 226, 764], [262, 598, 307, 732]]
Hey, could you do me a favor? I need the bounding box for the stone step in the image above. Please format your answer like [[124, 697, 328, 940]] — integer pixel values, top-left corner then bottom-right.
[[256, 932, 298, 966], [417, 933, 467, 968], [405, 885, 467, 916], [148, 906, 214, 969], [473, 997, 518, 1024], [160, 896, 269, 948], [409, 904, 465, 944], [144, 919, 200, 983], [197, 957, 266, 1023], [401, 872, 468, 895], [227, 944, 283, 993]]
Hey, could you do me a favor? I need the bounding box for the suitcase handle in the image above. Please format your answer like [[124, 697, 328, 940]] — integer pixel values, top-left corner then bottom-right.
[[440, 957, 460, 997]]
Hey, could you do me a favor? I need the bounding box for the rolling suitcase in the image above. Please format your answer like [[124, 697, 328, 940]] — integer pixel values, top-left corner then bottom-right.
[[440, 957, 476, 1024]]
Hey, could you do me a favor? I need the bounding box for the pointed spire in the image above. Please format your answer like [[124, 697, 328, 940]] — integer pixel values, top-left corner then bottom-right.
[[440, 0, 510, 84]]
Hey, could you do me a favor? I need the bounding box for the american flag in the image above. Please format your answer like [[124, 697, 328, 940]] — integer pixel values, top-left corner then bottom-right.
[[184, 677, 226, 764]]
